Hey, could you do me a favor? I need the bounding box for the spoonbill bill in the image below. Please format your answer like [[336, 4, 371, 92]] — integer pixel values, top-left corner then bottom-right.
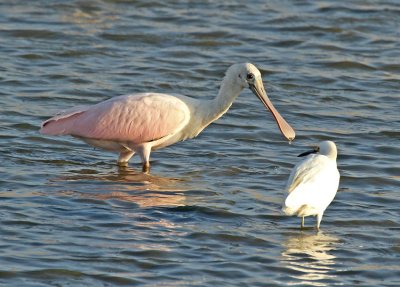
[[41, 63, 295, 172], [282, 141, 340, 230]]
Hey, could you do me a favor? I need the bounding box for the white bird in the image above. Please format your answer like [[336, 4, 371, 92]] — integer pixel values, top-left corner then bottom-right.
[[40, 63, 295, 172], [282, 140, 340, 230]]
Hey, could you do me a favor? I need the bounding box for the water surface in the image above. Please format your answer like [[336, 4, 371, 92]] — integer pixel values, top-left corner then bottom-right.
[[1, 0, 400, 286]]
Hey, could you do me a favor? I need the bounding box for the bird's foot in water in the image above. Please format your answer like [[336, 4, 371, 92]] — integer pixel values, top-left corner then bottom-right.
[[300, 217, 305, 229], [117, 161, 129, 167], [142, 162, 150, 173]]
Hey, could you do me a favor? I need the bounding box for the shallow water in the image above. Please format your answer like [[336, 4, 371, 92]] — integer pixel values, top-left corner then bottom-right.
[[1, 0, 400, 286]]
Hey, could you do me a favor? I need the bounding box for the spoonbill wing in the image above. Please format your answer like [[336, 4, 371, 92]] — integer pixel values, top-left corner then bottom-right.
[[41, 93, 190, 144]]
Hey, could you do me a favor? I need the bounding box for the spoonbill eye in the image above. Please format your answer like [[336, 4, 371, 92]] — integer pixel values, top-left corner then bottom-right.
[[246, 73, 254, 80]]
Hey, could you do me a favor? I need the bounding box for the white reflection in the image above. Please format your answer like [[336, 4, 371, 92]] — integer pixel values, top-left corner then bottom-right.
[[281, 231, 340, 286]]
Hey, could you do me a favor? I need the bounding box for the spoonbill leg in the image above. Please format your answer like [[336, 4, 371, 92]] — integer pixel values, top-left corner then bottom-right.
[[118, 150, 135, 166], [136, 145, 152, 172]]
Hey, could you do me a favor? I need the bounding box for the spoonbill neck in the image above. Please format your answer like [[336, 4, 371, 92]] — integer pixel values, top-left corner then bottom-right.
[[205, 76, 244, 122]]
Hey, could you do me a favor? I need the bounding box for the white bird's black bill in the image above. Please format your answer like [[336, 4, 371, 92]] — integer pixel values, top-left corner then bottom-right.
[[298, 148, 318, 157]]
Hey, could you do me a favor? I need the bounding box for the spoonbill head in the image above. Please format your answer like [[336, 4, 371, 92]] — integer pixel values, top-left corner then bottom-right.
[[236, 63, 295, 141], [40, 63, 295, 172], [282, 140, 340, 230]]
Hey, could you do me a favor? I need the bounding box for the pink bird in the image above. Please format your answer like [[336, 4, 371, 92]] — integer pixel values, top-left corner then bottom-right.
[[40, 63, 295, 172]]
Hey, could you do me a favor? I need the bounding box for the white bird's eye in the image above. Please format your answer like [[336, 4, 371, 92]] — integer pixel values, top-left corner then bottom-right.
[[246, 73, 254, 80]]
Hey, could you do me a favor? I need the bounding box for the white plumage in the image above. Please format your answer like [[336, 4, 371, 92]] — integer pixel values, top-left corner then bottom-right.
[[283, 141, 340, 230]]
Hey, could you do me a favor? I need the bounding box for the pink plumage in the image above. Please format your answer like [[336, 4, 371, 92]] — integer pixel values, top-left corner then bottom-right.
[[41, 93, 189, 144]]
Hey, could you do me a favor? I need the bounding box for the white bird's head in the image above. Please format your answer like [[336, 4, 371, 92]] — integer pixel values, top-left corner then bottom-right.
[[298, 140, 338, 160], [225, 63, 295, 141]]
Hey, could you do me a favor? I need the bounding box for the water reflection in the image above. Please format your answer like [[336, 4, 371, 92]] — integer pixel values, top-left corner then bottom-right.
[[96, 190, 187, 208], [49, 166, 190, 208], [281, 231, 340, 286]]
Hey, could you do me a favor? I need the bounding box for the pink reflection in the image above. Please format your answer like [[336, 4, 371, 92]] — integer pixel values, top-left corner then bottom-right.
[[49, 166, 190, 208]]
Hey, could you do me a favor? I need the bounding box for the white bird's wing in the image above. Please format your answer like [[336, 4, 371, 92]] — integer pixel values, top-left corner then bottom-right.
[[284, 154, 340, 214], [286, 155, 324, 193]]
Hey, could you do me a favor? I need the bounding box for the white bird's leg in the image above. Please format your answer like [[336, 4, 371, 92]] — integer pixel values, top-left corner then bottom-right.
[[138, 145, 152, 173], [301, 216, 305, 229], [117, 150, 135, 166], [316, 213, 323, 231]]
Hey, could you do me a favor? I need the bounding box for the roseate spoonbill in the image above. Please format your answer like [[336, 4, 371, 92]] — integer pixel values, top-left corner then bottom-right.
[[282, 141, 340, 230], [41, 63, 295, 172]]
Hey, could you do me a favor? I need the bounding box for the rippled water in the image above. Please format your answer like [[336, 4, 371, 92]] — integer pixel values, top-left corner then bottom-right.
[[1, 0, 400, 286]]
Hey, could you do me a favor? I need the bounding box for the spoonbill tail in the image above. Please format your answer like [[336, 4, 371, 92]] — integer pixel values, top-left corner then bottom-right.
[[41, 63, 295, 172], [282, 141, 340, 230]]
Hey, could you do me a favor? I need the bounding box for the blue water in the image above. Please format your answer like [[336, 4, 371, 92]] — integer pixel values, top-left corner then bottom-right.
[[1, 0, 400, 286]]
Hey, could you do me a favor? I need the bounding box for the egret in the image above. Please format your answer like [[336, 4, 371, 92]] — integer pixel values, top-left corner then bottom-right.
[[41, 63, 295, 172], [283, 141, 340, 230]]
